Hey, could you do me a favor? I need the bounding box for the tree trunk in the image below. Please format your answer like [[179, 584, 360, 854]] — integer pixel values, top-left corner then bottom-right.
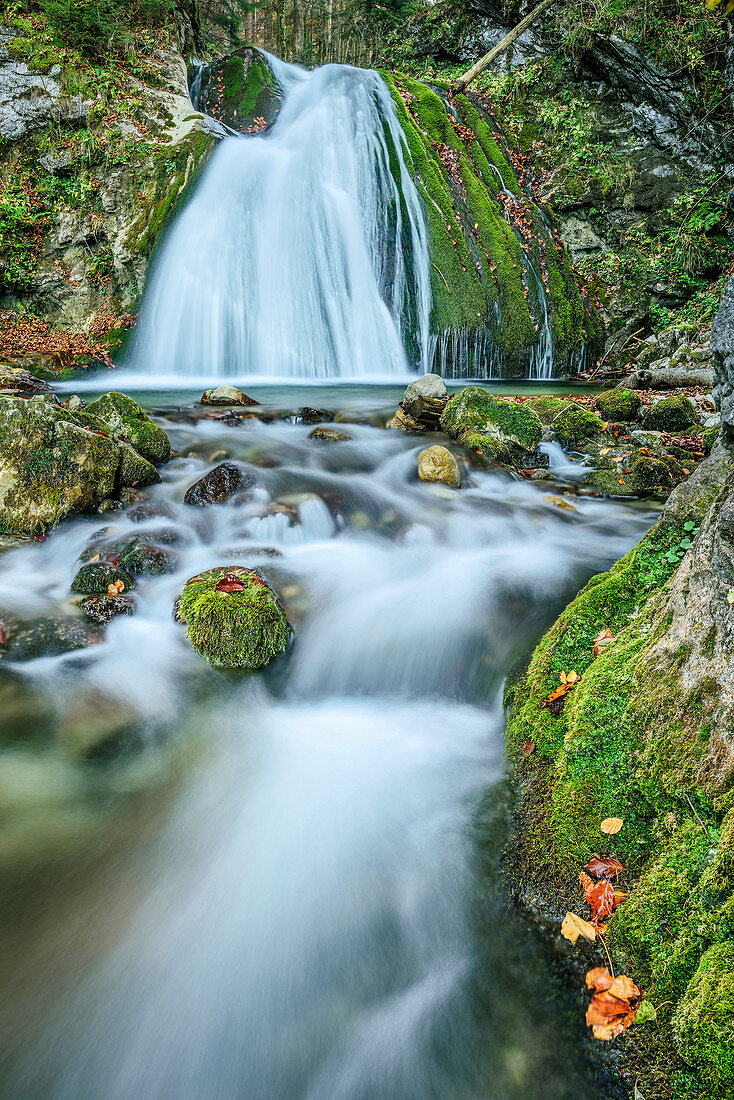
[[450, 0, 557, 95]]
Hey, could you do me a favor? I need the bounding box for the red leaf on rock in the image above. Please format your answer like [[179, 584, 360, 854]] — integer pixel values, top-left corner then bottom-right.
[[522, 740, 536, 756], [216, 573, 246, 593], [580, 871, 616, 921], [585, 854, 624, 879]]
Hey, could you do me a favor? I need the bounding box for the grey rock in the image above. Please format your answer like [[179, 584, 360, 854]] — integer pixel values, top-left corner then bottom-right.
[[401, 373, 448, 425], [712, 275, 734, 440], [39, 150, 75, 175], [183, 461, 255, 507]]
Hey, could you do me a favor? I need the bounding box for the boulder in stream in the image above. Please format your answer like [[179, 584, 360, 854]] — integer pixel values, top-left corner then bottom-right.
[[642, 394, 698, 432], [417, 445, 461, 489], [401, 373, 448, 427], [184, 461, 255, 507], [71, 562, 135, 595], [308, 427, 351, 442], [79, 594, 136, 624], [176, 566, 291, 670], [0, 395, 168, 537], [201, 385, 258, 406]]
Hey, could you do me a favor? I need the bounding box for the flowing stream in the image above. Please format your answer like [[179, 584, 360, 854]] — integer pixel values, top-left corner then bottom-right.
[[0, 392, 653, 1098]]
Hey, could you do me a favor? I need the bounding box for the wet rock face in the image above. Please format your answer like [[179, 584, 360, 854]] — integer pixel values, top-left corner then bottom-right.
[[183, 462, 255, 507], [192, 47, 282, 132], [441, 387, 542, 457], [176, 565, 291, 670], [85, 392, 171, 464], [0, 615, 102, 661]]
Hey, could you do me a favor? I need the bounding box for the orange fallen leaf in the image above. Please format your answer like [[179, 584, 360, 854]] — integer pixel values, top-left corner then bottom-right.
[[107, 583, 117, 596], [592, 1020, 627, 1041], [601, 817, 624, 835], [561, 911, 597, 943], [522, 740, 535, 756], [585, 854, 624, 879], [580, 872, 616, 921], [114, 579, 125, 593], [592, 628, 615, 657]]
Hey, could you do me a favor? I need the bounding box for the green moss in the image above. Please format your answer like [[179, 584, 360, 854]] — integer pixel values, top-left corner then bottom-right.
[[459, 430, 514, 465], [644, 395, 698, 433], [177, 566, 291, 670], [703, 426, 721, 453], [630, 455, 674, 491], [675, 943, 734, 1087], [441, 387, 541, 452], [595, 388, 642, 421], [527, 396, 604, 445]]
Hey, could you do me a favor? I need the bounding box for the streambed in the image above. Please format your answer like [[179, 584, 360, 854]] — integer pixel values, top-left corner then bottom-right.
[[0, 388, 652, 1099]]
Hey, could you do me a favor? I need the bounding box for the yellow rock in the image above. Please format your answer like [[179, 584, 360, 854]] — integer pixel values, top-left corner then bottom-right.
[[387, 407, 424, 432], [418, 445, 461, 489], [544, 495, 577, 512]]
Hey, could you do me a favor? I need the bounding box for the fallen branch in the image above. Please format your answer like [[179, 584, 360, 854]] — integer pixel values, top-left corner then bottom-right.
[[450, 0, 557, 96]]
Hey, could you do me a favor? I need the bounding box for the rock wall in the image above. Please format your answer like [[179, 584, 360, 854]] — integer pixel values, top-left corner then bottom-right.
[[0, 6, 218, 361]]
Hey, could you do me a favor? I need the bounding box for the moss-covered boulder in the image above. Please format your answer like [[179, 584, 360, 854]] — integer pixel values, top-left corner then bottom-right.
[[117, 539, 178, 576], [527, 396, 604, 446], [675, 943, 734, 1087], [381, 74, 601, 377], [0, 396, 166, 537], [176, 566, 291, 670], [441, 387, 541, 456], [194, 48, 282, 132], [459, 431, 515, 466], [85, 393, 171, 464], [643, 395, 698, 432], [595, 388, 642, 422]]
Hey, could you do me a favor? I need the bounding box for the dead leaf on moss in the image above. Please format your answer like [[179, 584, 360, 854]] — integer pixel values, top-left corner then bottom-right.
[[585, 854, 624, 879], [592, 627, 614, 657], [561, 911, 597, 943], [601, 817, 624, 835]]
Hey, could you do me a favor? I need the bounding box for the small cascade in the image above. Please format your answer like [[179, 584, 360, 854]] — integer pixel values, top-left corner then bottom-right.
[[129, 57, 432, 380]]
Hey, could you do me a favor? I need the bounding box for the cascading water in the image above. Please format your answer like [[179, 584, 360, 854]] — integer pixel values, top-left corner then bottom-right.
[[0, 392, 654, 1099], [129, 58, 432, 381]]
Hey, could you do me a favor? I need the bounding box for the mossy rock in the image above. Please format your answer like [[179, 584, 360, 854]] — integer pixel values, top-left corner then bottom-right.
[[0, 396, 121, 536], [459, 430, 515, 466], [85, 393, 171, 464], [643, 395, 697, 433], [195, 48, 282, 132], [71, 562, 135, 595], [703, 426, 721, 453], [177, 566, 291, 670], [0, 616, 103, 661], [595, 388, 642, 422], [118, 442, 160, 488], [629, 455, 674, 491], [675, 942, 734, 1087], [527, 396, 604, 446], [117, 539, 177, 576], [441, 388, 541, 454]]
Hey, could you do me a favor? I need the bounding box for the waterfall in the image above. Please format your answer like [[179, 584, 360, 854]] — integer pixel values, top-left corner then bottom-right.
[[129, 57, 432, 380]]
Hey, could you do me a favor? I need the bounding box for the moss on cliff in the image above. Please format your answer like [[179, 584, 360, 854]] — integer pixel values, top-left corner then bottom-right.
[[380, 72, 600, 377]]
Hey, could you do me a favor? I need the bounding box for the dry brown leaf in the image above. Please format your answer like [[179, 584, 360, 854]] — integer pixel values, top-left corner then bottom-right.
[[561, 911, 597, 944], [107, 584, 118, 596], [601, 817, 624, 835], [592, 1020, 627, 1041], [592, 628, 615, 658], [585, 967, 614, 993], [608, 975, 641, 1002]]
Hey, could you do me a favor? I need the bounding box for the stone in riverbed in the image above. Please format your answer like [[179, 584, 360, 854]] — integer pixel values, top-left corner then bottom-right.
[[71, 562, 135, 595], [183, 461, 255, 507], [301, 407, 334, 425], [418, 445, 461, 489], [0, 365, 48, 393], [402, 373, 448, 425], [0, 616, 103, 661], [308, 427, 351, 442], [387, 407, 424, 433], [117, 538, 178, 576], [79, 594, 136, 623], [176, 565, 291, 670], [200, 384, 258, 406]]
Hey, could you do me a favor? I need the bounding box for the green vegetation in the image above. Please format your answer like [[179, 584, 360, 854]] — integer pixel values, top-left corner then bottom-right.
[[643, 395, 698, 433]]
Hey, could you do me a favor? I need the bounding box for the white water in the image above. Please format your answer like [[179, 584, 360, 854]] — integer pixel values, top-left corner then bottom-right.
[[0, 403, 652, 1098], [130, 58, 432, 380]]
